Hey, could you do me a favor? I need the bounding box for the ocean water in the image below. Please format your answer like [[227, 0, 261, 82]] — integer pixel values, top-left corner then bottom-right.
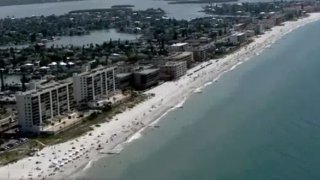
[[76, 21, 320, 180]]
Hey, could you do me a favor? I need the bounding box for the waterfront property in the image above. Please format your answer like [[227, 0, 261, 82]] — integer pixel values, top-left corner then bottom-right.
[[169, 43, 191, 53], [16, 80, 74, 133], [73, 66, 116, 104], [133, 69, 160, 90], [14, 65, 117, 134], [228, 32, 247, 46], [166, 52, 194, 68], [116, 73, 133, 90], [160, 61, 187, 80]]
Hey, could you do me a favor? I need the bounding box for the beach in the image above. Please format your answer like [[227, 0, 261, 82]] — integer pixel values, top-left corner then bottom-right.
[[1, 13, 320, 180]]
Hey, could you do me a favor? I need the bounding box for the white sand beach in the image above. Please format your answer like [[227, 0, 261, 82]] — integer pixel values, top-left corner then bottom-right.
[[1, 13, 320, 180]]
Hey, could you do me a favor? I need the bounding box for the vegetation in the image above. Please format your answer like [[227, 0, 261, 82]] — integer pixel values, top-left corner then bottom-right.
[[0, 108, 9, 119], [0, 141, 39, 166], [36, 93, 148, 145]]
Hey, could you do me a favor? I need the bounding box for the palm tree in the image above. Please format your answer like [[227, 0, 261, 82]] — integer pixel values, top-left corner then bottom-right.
[[21, 74, 27, 91]]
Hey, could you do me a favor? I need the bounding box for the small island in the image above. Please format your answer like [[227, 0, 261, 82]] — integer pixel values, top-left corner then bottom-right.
[[0, 0, 82, 7], [166, 0, 238, 4]]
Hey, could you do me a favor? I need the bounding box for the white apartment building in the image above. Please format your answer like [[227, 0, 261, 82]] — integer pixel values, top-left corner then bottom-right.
[[16, 80, 74, 133], [160, 61, 187, 80], [73, 66, 116, 104], [228, 32, 247, 45]]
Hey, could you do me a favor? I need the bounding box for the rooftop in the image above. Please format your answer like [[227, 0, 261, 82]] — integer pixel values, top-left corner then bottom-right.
[[116, 72, 133, 78], [171, 42, 189, 47], [75, 66, 115, 77], [232, 32, 246, 36], [169, 52, 193, 59], [18, 79, 73, 96], [162, 61, 186, 66], [135, 68, 159, 75]]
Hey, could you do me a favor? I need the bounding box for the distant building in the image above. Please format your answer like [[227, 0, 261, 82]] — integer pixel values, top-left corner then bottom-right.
[[259, 18, 276, 30], [160, 61, 187, 80], [133, 69, 160, 90], [116, 73, 133, 90], [228, 32, 247, 45], [233, 23, 246, 31], [283, 6, 302, 17], [169, 42, 191, 52], [255, 24, 265, 34], [192, 48, 207, 62], [73, 66, 116, 104], [185, 40, 215, 62], [245, 30, 255, 38], [16, 80, 74, 133], [166, 52, 194, 68], [273, 13, 286, 25]]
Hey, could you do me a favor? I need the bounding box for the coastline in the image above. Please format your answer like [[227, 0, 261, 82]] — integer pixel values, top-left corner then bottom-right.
[[0, 13, 320, 180]]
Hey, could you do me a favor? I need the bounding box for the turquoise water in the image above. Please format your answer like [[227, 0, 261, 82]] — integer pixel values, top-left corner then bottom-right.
[[77, 21, 320, 180]]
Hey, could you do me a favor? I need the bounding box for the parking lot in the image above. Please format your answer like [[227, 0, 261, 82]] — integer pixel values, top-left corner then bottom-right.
[[0, 138, 28, 152]]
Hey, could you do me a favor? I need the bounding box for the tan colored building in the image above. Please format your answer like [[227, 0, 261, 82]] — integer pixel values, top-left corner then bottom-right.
[[166, 52, 194, 68], [160, 61, 187, 80]]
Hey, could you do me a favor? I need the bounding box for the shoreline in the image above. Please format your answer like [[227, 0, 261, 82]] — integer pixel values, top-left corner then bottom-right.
[[1, 13, 320, 180]]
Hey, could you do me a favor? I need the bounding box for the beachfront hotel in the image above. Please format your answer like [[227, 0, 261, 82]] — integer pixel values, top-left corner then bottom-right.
[[16, 80, 74, 133], [166, 52, 194, 68], [160, 61, 187, 80], [73, 66, 116, 104], [133, 68, 160, 90]]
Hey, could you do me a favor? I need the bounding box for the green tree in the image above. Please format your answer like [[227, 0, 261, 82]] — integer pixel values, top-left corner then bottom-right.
[[21, 74, 27, 91]]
